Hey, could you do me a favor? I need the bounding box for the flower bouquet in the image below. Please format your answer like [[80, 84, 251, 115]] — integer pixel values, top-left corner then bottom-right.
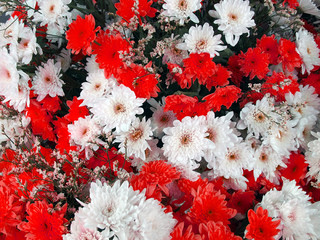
[[0, 0, 320, 239]]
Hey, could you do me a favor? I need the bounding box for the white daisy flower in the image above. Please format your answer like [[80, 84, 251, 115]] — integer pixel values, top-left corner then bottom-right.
[[114, 117, 153, 161], [162, 116, 215, 169], [297, 0, 320, 18], [68, 115, 103, 154], [209, 0, 255, 46], [176, 23, 226, 57], [0, 17, 24, 48], [296, 29, 320, 74], [80, 71, 117, 108], [32, 59, 65, 101], [238, 96, 275, 138], [306, 132, 320, 185], [91, 84, 145, 133], [162, 0, 202, 25]]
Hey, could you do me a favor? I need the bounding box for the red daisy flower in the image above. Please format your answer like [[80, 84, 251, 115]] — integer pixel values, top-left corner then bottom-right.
[[239, 90, 264, 108], [117, 62, 160, 99], [167, 63, 191, 89], [115, 0, 157, 23], [18, 201, 67, 240], [164, 94, 198, 120], [183, 53, 217, 85], [278, 38, 302, 72], [187, 183, 237, 225], [66, 14, 100, 55], [92, 31, 131, 78], [227, 54, 244, 87], [239, 48, 270, 80], [171, 222, 201, 240], [256, 35, 279, 65], [203, 85, 242, 112], [279, 152, 308, 183], [199, 221, 242, 240], [301, 73, 320, 95], [205, 64, 231, 91], [283, 0, 299, 8], [245, 207, 280, 240], [64, 97, 89, 123], [228, 190, 255, 215], [262, 71, 299, 101]]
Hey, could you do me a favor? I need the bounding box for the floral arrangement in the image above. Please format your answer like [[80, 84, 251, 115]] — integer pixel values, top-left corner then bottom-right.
[[0, 0, 320, 239]]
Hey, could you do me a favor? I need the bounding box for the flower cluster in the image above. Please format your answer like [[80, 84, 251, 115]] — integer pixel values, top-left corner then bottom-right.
[[0, 0, 320, 239]]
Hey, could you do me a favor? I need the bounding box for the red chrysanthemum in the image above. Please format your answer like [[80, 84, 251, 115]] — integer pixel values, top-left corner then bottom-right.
[[256, 35, 279, 65], [64, 97, 89, 123], [278, 38, 302, 72], [199, 221, 242, 240], [245, 207, 280, 240], [262, 71, 299, 101], [280, 152, 308, 182], [205, 64, 231, 91], [301, 73, 320, 95], [40, 96, 61, 113], [171, 222, 201, 240], [115, 0, 157, 23], [53, 117, 77, 154], [283, 0, 299, 8], [167, 63, 191, 89], [187, 183, 237, 225], [203, 85, 242, 112], [92, 31, 131, 78], [66, 14, 100, 55], [183, 53, 217, 85], [239, 48, 270, 80], [18, 201, 67, 240], [228, 190, 255, 215], [227, 54, 244, 87], [164, 94, 198, 120], [239, 90, 264, 108], [117, 62, 160, 98]]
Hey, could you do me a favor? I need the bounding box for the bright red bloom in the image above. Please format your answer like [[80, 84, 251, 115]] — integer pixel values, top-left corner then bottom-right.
[[278, 38, 302, 72], [66, 14, 100, 55], [167, 63, 191, 89], [239, 48, 270, 80], [171, 222, 201, 240], [40, 96, 61, 113], [164, 94, 198, 120], [115, 0, 157, 23], [283, 0, 299, 8], [183, 53, 217, 85], [188, 183, 237, 225], [280, 152, 308, 182], [239, 90, 264, 108], [228, 190, 255, 215], [262, 72, 299, 101], [92, 31, 131, 78], [53, 117, 77, 154], [117, 63, 160, 98], [18, 201, 67, 240], [203, 85, 242, 112], [256, 35, 279, 65], [64, 97, 89, 123], [11, 5, 27, 21], [205, 64, 231, 91], [245, 207, 280, 240], [301, 73, 320, 95], [227, 54, 244, 87], [199, 221, 242, 240]]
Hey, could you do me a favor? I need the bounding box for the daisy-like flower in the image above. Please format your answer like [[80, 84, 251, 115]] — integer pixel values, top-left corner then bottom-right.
[[296, 29, 320, 74], [32, 59, 65, 101], [161, 0, 202, 25], [162, 116, 215, 169], [114, 117, 153, 161], [91, 84, 145, 133], [66, 14, 100, 55], [176, 23, 226, 57], [209, 0, 255, 46], [68, 115, 103, 153], [306, 132, 320, 185], [238, 96, 275, 138]]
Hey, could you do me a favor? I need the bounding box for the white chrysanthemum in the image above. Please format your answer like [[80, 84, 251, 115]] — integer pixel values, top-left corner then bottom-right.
[[176, 23, 226, 57], [297, 0, 320, 17], [0, 17, 24, 47], [263, 124, 297, 158], [68, 116, 103, 152], [32, 59, 65, 101], [148, 98, 176, 138], [80, 71, 117, 107], [252, 144, 286, 183], [298, 85, 320, 111], [114, 117, 153, 161], [210, 142, 254, 179], [204, 111, 240, 163], [0, 48, 20, 96], [3, 71, 30, 112], [162, 0, 202, 25], [86, 54, 101, 73], [162, 116, 215, 168], [72, 180, 176, 240], [238, 96, 275, 138], [222, 175, 248, 190], [91, 85, 145, 133], [306, 132, 320, 184], [296, 29, 320, 74], [32, 0, 71, 29], [125, 198, 177, 240], [209, 0, 255, 46]]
